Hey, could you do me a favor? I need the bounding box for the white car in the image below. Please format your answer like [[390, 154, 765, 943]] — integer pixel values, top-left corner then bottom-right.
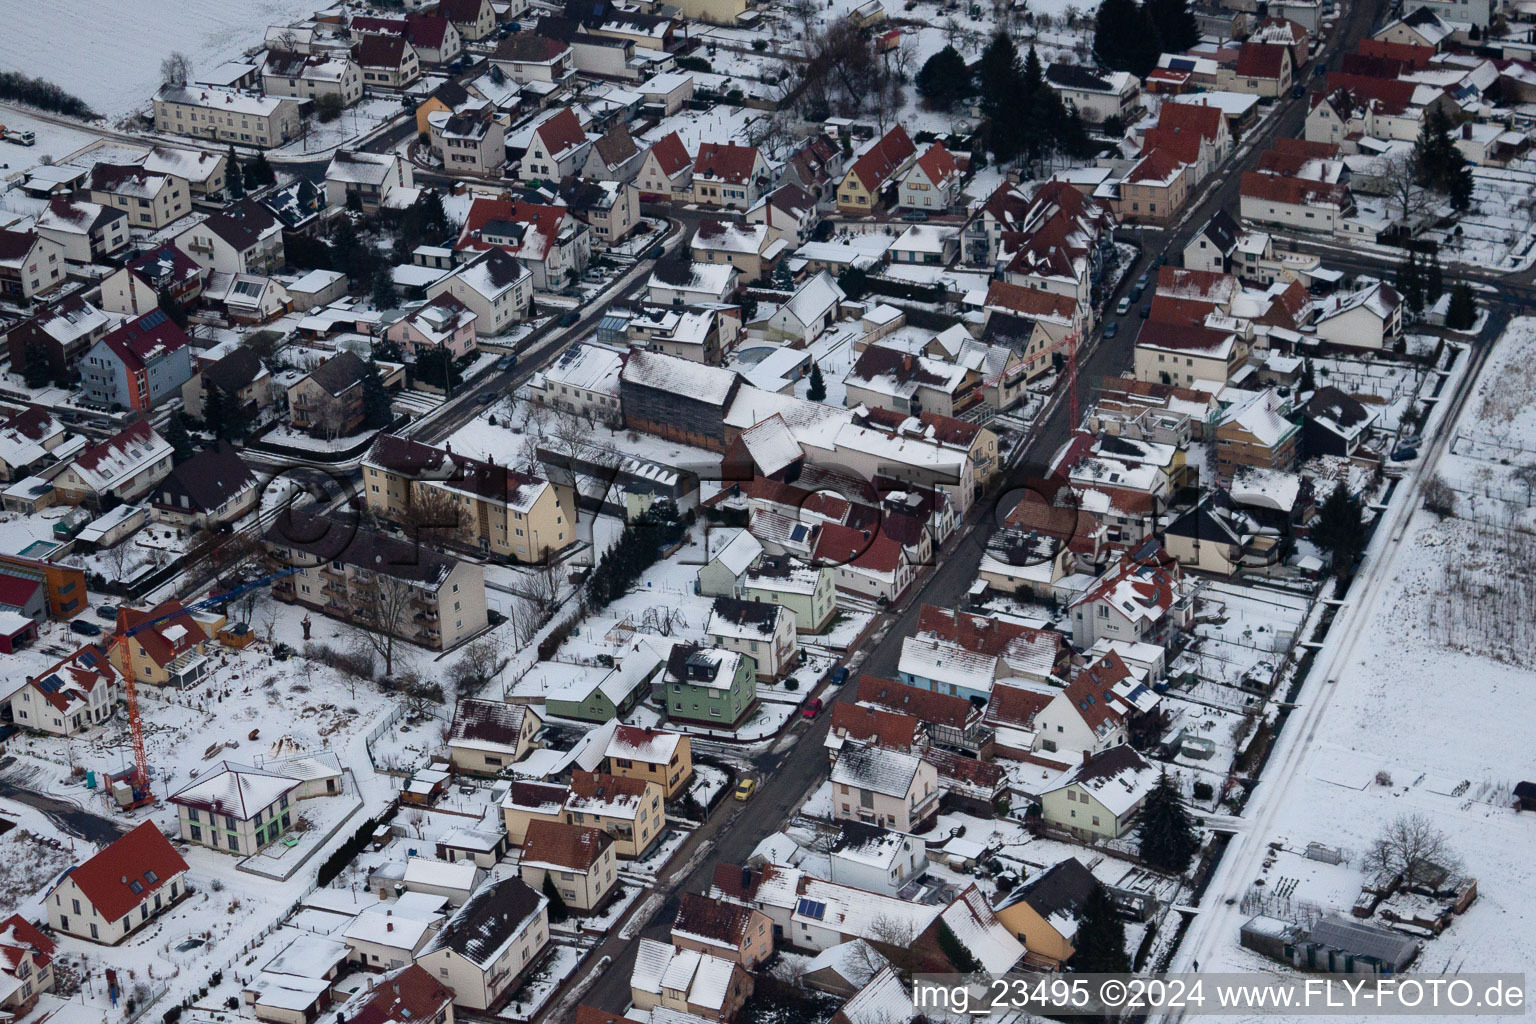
[[1116, 296, 1131, 315]]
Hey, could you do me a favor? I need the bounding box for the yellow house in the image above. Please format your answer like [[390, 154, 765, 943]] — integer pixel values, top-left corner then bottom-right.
[[363, 434, 576, 563], [501, 780, 570, 844], [835, 125, 915, 214], [110, 600, 219, 689], [563, 771, 665, 858], [447, 699, 542, 775], [605, 724, 693, 799], [669, 0, 751, 25], [992, 858, 1098, 969]]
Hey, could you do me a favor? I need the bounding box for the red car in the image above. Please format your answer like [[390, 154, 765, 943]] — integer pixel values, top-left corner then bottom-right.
[[801, 697, 824, 719]]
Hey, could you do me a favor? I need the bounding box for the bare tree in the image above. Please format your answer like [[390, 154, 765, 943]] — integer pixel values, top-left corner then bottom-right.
[[346, 572, 417, 678], [101, 540, 136, 583], [398, 485, 473, 546], [1365, 813, 1462, 890], [161, 52, 192, 86], [1513, 462, 1536, 507], [1377, 151, 1435, 228], [447, 637, 509, 696], [866, 915, 920, 976]]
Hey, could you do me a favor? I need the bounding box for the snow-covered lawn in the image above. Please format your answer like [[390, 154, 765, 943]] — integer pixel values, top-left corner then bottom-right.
[[270, 99, 405, 160], [2, 0, 326, 120], [498, 942, 587, 1022], [0, 107, 97, 178], [688, 763, 731, 807]]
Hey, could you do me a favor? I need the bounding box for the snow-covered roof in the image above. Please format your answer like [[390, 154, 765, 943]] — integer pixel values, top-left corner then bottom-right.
[[830, 745, 924, 798], [938, 884, 1025, 973], [403, 857, 482, 892], [705, 529, 763, 576], [630, 938, 739, 1011], [1043, 744, 1158, 816], [169, 761, 300, 820], [158, 83, 292, 116], [621, 348, 739, 405], [738, 414, 803, 476], [606, 724, 682, 764], [805, 939, 888, 986]]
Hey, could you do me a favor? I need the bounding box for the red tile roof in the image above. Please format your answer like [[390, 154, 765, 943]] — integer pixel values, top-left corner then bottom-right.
[[456, 197, 568, 259], [100, 309, 191, 374], [1240, 170, 1350, 208], [57, 822, 187, 924], [846, 124, 916, 192], [813, 521, 905, 575], [830, 701, 920, 749], [984, 280, 1077, 320], [855, 674, 975, 729], [1059, 653, 1131, 735], [647, 132, 692, 177], [341, 964, 456, 1024], [535, 107, 587, 158], [1356, 38, 1435, 69], [1140, 101, 1225, 166], [694, 142, 762, 185], [914, 142, 960, 186], [0, 914, 54, 973], [1235, 42, 1290, 79], [115, 598, 208, 669], [1123, 148, 1185, 185], [522, 818, 612, 871], [985, 683, 1054, 729]]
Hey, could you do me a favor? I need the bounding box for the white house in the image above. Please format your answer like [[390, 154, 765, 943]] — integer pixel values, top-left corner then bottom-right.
[[829, 745, 940, 832], [1312, 282, 1403, 350], [324, 150, 416, 213], [763, 271, 844, 345], [897, 142, 963, 211], [826, 821, 928, 896], [1045, 63, 1142, 124], [424, 249, 532, 335], [413, 878, 549, 1010], [45, 822, 190, 944], [705, 596, 797, 680]]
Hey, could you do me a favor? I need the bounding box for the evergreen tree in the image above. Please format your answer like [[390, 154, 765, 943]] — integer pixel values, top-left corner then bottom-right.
[[157, 286, 188, 329], [916, 45, 971, 111], [1445, 281, 1477, 330], [541, 874, 570, 923], [1414, 106, 1473, 211], [362, 358, 394, 429], [1147, 0, 1199, 52], [977, 33, 1023, 161], [164, 410, 195, 464], [1396, 250, 1424, 316], [371, 267, 397, 311], [346, 190, 364, 214], [20, 344, 49, 389], [1071, 884, 1131, 974], [936, 922, 984, 974], [1426, 247, 1444, 303], [246, 151, 276, 187], [1094, 0, 1162, 78], [1137, 771, 1202, 873], [202, 385, 228, 437], [1313, 483, 1367, 577], [1299, 357, 1317, 395], [837, 265, 869, 300], [807, 362, 827, 402], [225, 146, 245, 199], [417, 347, 461, 394]]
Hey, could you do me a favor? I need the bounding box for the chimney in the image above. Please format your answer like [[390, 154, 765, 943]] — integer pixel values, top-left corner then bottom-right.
[[1462, 123, 1472, 139], [1082, 750, 1093, 766], [386, 921, 394, 932]]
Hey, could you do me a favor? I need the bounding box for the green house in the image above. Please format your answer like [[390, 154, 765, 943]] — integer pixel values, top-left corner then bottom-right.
[[662, 644, 757, 729], [545, 640, 667, 723]]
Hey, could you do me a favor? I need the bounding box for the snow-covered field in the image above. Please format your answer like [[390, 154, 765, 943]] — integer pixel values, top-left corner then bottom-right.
[[0, 107, 97, 181], [1186, 323, 1536, 997], [1, 0, 323, 120]]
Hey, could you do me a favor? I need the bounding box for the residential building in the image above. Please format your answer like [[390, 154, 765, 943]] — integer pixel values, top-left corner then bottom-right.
[[1045, 64, 1142, 123], [1067, 540, 1192, 648], [661, 644, 758, 729], [836, 125, 916, 214], [53, 422, 174, 508], [153, 85, 303, 147], [100, 243, 206, 317], [150, 442, 259, 529], [692, 142, 769, 208], [448, 699, 543, 774], [606, 724, 693, 798], [563, 771, 665, 858], [636, 132, 693, 198], [490, 34, 575, 86], [141, 145, 229, 200], [262, 51, 364, 104], [745, 184, 819, 247], [1215, 388, 1301, 478], [740, 556, 835, 633], [325, 150, 416, 213], [620, 349, 743, 452], [362, 434, 575, 562], [45, 822, 189, 944], [0, 408, 71, 484], [34, 198, 129, 263], [5, 295, 113, 384], [181, 345, 272, 421], [170, 761, 303, 855], [992, 857, 1096, 969], [829, 745, 940, 832], [266, 508, 490, 651], [286, 350, 371, 438], [826, 821, 928, 896], [671, 893, 773, 968], [79, 310, 194, 412], [353, 14, 464, 64], [8, 646, 118, 737], [345, 893, 449, 969], [1312, 282, 1402, 350], [705, 596, 797, 681], [518, 108, 592, 182], [1218, 42, 1295, 96], [0, 914, 54, 1016], [690, 220, 784, 282], [897, 142, 963, 211], [383, 294, 479, 362], [425, 249, 533, 335], [353, 34, 422, 88], [897, 605, 1068, 703], [109, 599, 212, 689], [455, 196, 591, 291], [86, 163, 190, 230], [762, 271, 844, 345], [0, 229, 66, 300], [174, 198, 285, 275], [518, 820, 619, 912], [582, 125, 645, 182], [629, 939, 754, 1020], [1133, 319, 1248, 388], [1039, 744, 1159, 840], [414, 878, 549, 1010], [438, 0, 498, 40], [1239, 171, 1354, 234], [331, 965, 454, 1024], [559, 178, 641, 245], [432, 107, 507, 176]]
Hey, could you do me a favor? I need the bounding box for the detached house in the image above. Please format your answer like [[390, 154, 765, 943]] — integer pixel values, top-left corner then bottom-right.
[[34, 198, 129, 263], [353, 34, 422, 88], [897, 142, 962, 212], [1046, 63, 1142, 123], [583, 125, 645, 182], [606, 724, 693, 798], [630, 939, 754, 1021], [101, 243, 205, 317], [415, 878, 549, 1011], [672, 893, 774, 969], [564, 771, 665, 858], [662, 644, 758, 729], [491, 33, 575, 86], [0, 229, 65, 300], [1067, 541, 1191, 648], [637, 132, 693, 198], [287, 350, 371, 438], [992, 857, 1096, 969], [448, 699, 543, 775], [438, 0, 498, 40], [455, 196, 591, 291], [1039, 744, 1159, 840], [324, 150, 415, 213], [353, 14, 464, 64], [9, 646, 119, 737], [0, 915, 54, 1016], [80, 309, 194, 412], [382, 294, 479, 362], [746, 183, 819, 247], [1313, 282, 1402, 350], [5, 294, 113, 384], [110, 599, 212, 688], [175, 198, 285, 276], [54, 422, 174, 508], [836, 125, 916, 214], [262, 50, 364, 105], [518, 108, 592, 183], [830, 744, 940, 833], [86, 164, 189, 230], [705, 596, 797, 680], [0, 407, 71, 485], [692, 142, 769, 208], [518, 820, 619, 912], [425, 249, 533, 335], [170, 761, 303, 855], [1240, 171, 1353, 234], [1219, 42, 1295, 97], [46, 822, 190, 944], [151, 442, 259, 529]]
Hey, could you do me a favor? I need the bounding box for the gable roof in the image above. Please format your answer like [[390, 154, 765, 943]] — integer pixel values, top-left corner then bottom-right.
[[846, 125, 916, 192], [646, 132, 692, 177], [68, 421, 172, 494], [98, 309, 191, 372], [829, 702, 919, 749], [335, 964, 454, 1024], [855, 674, 974, 728], [353, 33, 414, 69], [521, 819, 612, 872], [422, 877, 545, 967], [913, 142, 960, 186], [829, 743, 925, 798], [997, 856, 1096, 932], [449, 698, 534, 755], [155, 441, 255, 513], [672, 893, 760, 950], [535, 107, 589, 158], [55, 821, 188, 924], [198, 197, 281, 251], [1235, 42, 1290, 79], [694, 142, 762, 185]]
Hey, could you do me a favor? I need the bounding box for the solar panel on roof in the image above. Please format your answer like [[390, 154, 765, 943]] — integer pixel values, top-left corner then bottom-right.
[[36, 674, 64, 694], [796, 898, 826, 920]]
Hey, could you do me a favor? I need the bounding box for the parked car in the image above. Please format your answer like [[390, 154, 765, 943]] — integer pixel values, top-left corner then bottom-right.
[[558, 311, 580, 327], [901, 209, 929, 222], [476, 393, 495, 405], [828, 666, 849, 686], [1103, 321, 1119, 339], [496, 353, 517, 371], [1392, 444, 1419, 461], [801, 697, 824, 719], [1116, 296, 1131, 315], [734, 778, 757, 801], [1128, 283, 1145, 302], [1291, 83, 1307, 99], [95, 605, 117, 621], [69, 620, 102, 637], [1140, 304, 1152, 318]]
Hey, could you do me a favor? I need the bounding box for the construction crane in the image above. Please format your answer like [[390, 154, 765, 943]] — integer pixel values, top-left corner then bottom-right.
[[106, 566, 301, 809], [982, 327, 1085, 427]]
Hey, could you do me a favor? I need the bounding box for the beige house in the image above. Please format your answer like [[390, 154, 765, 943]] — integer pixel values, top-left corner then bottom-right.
[[353, 35, 422, 88], [564, 771, 665, 858], [0, 914, 55, 1016], [706, 596, 797, 681], [500, 781, 570, 844], [425, 249, 533, 336], [829, 745, 939, 833], [86, 164, 190, 230], [344, 893, 449, 970], [836, 125, 916, 214], [636, 133, 693, 198], [108, 599, 214, 689], [45, 822, 190, 945], [10, 646, 120, 737], [170, 761, 302, 855], [1039, 745, 1158, 840], [153, 85, 304, 148], [671, 893, 774, 968], [363, 434, 576, 563], [1133, 320, 1248, 388], [414, 878, 549, 1011], [670, 0, 752, 22], [689, 220, 783, 281], [266, 509, 490, 652], [605, 724, 693, 799], [1117, 149, 1191, 226], [430, 108, 507, 176], [518, 820, 619, 912], [263, 51, 364, 105], [630, 939, 754, 1019], [285, 350, 370, 438], [0, 229, 66, 300], [448, 699, 543, 775]]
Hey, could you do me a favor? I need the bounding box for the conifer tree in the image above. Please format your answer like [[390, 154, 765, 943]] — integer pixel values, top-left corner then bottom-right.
[[807, 362, 827, 402], [1426, 248, 1444, 303], [226, 146, 245, 199], [1445, 281, 1476, 330], [1071, 884, 1131, 973], [1137, 771, 1202, 873], [165, 411, 195, 464], [542, 874, 570, 922], [916, 45, 971, 111], [1147, 0, 1199, 52], [1313, 483, 1367, 577]]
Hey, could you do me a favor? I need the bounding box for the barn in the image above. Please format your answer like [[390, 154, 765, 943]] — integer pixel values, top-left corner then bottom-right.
[[620, 349, 742, 453]]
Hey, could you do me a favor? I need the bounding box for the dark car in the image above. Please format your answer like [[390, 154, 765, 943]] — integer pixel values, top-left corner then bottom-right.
[[1103, 321, 1120, 339], [95, 604, 118, 621], [1393, 444, 1419, 461], [558, 311, 580, 327], [1140, 304, 1152, 318], [1128, 284, 1144, 302], [476, 392, 496, 405], [829, 666, 849, 685], [496, 353, 518, 371], [645, 245, 665, 260], [1291, 83, 1307, 99], [901, 209, 929, 222], [1314, 62, 1328, 77], [70, 620, 103, 637]]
